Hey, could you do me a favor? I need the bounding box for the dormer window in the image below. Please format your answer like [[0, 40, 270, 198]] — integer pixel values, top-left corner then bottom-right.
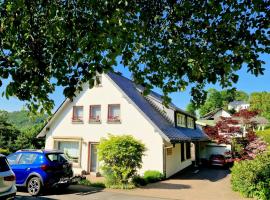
[[176, 113, 186, 127], [187, 117, 195, 129], [89, 105, 101, 123]]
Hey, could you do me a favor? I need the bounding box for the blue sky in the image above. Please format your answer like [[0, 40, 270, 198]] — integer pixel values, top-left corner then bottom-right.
[[0, 54, 269, 112]]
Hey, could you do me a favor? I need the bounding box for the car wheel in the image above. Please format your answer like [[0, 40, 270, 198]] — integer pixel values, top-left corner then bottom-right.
[[27, 177, 42, 196]]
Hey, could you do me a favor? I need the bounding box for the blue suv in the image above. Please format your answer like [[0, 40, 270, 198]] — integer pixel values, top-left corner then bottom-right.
[[7, 149, 73, 196]]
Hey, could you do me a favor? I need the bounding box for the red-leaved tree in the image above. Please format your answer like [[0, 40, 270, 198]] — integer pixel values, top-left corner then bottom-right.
[[203, 109, 267, 159]]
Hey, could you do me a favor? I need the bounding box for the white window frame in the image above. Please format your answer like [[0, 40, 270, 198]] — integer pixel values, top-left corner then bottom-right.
[[107, 104, 121, 123], [187, 117, 195, 129], [53, 137, 82, 168], [72, 106, 84, 123], [176, 113, 186, 127], [89, 105, 101, 123]]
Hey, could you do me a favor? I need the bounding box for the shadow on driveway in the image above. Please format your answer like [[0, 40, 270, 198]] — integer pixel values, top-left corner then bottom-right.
[[108, 166, 246, 200], [141, 182, 191, 190], [170, 166, 230, 182], [16, 195, 57, 200], [17, 185, 104, 198]]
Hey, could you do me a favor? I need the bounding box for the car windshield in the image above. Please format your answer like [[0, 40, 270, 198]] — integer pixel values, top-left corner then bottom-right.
[[46, 153, 68, 163], [0, 157, 10, 172]]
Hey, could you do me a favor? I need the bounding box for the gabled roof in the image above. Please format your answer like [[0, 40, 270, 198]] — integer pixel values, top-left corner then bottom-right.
[[108, 72, 207, 142], [136, 85, 196, 118], [228, 100, 249, 106], [200, 108, 231, 120], [252, 116, 269, 125], [37, 72, 208, 142]]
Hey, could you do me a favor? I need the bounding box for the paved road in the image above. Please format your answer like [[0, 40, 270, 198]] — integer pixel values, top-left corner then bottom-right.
[[16, 168, 248, 200], [16, 185, 167, 200]]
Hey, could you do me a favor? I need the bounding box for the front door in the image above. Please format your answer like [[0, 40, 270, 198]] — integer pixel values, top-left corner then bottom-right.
[[90, 144, 98, 172]]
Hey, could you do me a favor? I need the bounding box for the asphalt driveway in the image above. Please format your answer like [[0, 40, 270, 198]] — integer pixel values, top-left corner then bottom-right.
[[16, 167, 247, 200], [108, 167, 248, 200]]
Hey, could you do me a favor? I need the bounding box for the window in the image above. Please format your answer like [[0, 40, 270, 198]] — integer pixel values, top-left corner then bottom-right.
[[7, 154, 19, 165], [0, 157, 10, 172], [176, 113, 186, 127], [181, 143, 185, 161], [72, 106, 83, 122], [187, 117, 195, 129], [166, 148, 173, 156], [186, 142, 191, 159], [55, 141, 80, 164], [89, 105, 101, 123], [18, 154, 37, 164], [46, 153, 68, 163], [108, 104, 121, 122], [95, 75, 102, 87]]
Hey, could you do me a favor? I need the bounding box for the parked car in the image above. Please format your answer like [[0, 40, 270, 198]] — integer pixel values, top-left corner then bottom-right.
[[209, 154, 227, 167], [0, 154, 16, 200], [7, 149, 74, 196]]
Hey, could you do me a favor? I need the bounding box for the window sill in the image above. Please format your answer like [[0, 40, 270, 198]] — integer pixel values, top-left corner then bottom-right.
[[72, 120, 84, 124], [89, 120, 102, 124], [177, 125, 187, 128], [107, 120, 121, 124]]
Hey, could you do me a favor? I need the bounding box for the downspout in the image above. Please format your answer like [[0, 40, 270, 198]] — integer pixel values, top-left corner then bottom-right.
[[163, 144, 166, 177]]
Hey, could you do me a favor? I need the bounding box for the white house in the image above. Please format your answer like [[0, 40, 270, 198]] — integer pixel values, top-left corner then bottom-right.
[[228, 101, 250, 112], [37, 72, 208, 178], [199, 108, 231, 121]]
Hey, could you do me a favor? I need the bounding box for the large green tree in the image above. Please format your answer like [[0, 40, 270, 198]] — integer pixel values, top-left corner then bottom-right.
[[0, 112, 21, 153], [0, 110, 46, 153], [0, 1, 269, 113], [250, 92, 270, 121], [198, 88, 249, 116], [186, 102, 196, 116]]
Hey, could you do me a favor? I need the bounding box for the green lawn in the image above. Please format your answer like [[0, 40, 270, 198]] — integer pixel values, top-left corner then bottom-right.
[[256, 128, 270, 147]]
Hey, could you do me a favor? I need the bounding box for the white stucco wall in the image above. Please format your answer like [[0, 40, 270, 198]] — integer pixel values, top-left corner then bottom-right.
[[228, 102, 250, 112], [45, 74, 164, 175], [165, 143, 192, 178]]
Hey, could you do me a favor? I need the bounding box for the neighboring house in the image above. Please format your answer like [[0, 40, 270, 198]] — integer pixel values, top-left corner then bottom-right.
[[198, 109, 236, 158], [228, 100, 250, 112], [37, 72, 208, 178], [252, 116, 269, 131], [199, 108, 231, 122]]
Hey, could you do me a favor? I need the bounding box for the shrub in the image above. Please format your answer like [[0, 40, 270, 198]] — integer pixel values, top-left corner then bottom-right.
[[78, 179, 105, 188], [0, 148, 10, 155], [144, 170, 165, 183], [231, 153, 270, 200], [98, 134, 146, 189], [132, 175, 147, 186], [256, 128, 270, 149]]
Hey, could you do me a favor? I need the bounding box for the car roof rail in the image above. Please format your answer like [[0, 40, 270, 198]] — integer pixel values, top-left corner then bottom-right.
[[43, 149, 64, 153], [16, 149, 44, 153]]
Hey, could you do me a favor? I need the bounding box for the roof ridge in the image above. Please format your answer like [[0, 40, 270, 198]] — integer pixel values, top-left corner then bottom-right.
[[110, 72, 195, 118]]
